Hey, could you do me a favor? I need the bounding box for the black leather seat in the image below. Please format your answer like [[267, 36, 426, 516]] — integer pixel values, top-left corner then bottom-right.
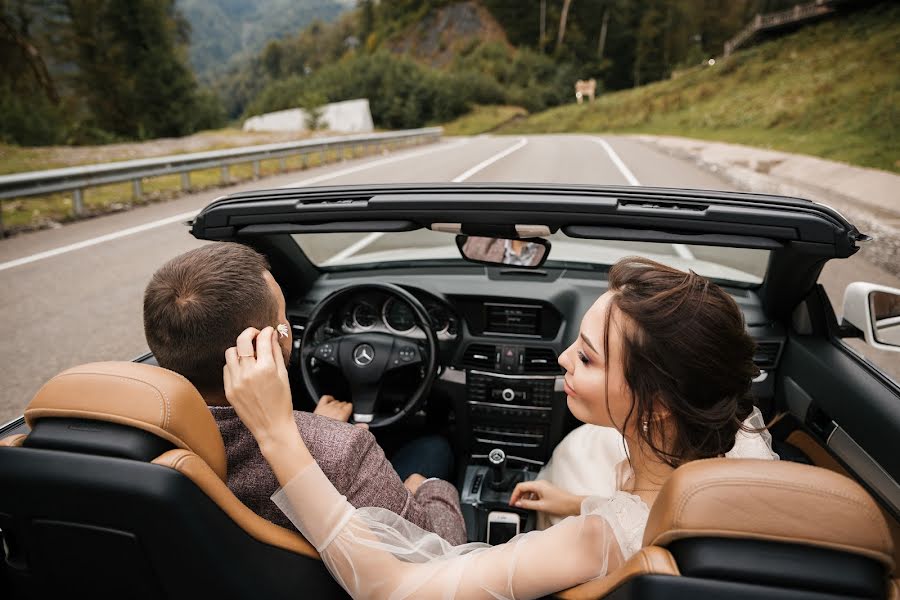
[[0, 362, 347, 599]]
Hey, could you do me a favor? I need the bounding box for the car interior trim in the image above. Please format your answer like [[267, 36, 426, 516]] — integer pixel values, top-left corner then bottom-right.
[[469, 453, 546, 466], [152, 448, 320, 560], [466, 400, 551, 412], [783, 376, 814, 422], [469, 369, 560, 381], [828, 425, 900, 516], [552, 546, 680, 600]]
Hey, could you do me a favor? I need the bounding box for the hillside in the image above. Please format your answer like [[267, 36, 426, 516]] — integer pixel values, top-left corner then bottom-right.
[[384, 2, 511, 68], [179, 0, 353, 80], [499, 3, 899, 173], [223, 0, 795, 126]]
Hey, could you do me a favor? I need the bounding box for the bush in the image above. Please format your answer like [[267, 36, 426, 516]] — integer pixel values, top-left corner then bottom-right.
[[242, 43, 597, 130], [244, 51, 474, 129], [0, 86, 68, 146]]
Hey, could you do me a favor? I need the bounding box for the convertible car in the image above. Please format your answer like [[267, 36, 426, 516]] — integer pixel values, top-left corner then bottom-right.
[[1, 184, 899, 599]]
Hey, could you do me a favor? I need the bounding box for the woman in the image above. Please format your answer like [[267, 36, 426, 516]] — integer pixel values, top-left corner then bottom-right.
[[223, 257, 776, 599], [515, 400, 778, 529]]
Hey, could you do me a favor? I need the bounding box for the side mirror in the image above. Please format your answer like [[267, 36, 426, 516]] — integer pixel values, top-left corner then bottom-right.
[[456, 235, 550, 268], [841, 282, 900, 352]]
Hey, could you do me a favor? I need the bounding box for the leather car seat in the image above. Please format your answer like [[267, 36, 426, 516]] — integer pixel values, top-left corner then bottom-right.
[[0, 362, 346, 599], [554, 458, 895, 599]]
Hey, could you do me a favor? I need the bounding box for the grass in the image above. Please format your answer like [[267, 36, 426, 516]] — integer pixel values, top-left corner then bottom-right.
[[440, 105, 528, 136], [0, 144, 376, 233], [499, 3, 900, 173]]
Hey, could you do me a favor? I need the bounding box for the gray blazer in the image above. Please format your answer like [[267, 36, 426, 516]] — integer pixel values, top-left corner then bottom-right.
[[211, 407, 467, 545]]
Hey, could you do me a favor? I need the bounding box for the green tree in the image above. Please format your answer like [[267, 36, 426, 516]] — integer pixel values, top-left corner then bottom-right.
[[0, 0, 69, 144], [61, 0, 221, 139]]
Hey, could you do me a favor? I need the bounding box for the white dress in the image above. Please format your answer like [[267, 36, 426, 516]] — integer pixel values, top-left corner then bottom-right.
[[271, 408, 778, 600], [536, 406, 779, 528]]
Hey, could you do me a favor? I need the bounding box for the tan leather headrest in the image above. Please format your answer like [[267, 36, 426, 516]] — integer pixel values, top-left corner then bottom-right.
[[643, 458, 894, 569], [26, 362, 227, 482]]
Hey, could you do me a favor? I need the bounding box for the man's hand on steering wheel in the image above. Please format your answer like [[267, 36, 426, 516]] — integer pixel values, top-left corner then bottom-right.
[[299, 283, 439, 429], [313, 394, 369, 429]]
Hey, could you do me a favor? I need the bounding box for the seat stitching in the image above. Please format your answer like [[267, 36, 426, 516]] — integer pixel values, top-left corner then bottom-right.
[[639, 550, 650, 574], [662, 550, 678, 574], [161, 380, 172, 431], [675, 478, 879, 521], [45, 372, 166, 428], [671, 478, 888, 548]]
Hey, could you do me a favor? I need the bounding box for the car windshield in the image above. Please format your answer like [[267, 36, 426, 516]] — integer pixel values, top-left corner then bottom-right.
[[293, 231, 769, 285]]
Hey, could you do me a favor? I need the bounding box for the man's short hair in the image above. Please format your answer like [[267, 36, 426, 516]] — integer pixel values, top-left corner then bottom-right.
[[143, 243, 278, 392]]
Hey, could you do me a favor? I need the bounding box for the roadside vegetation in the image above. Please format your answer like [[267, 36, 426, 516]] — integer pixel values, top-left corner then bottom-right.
[[441, 106, 527, 136], [0, 135, 359, 233], [500, 3, 900, 173], [2, 1, 895, 236]]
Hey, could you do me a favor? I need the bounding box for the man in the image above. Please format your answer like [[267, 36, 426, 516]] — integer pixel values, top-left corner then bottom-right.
[[143, 242, 466, 545]]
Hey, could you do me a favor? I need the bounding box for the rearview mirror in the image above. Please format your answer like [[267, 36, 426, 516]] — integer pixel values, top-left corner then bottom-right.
[[456, 235, 550, 268], [841, 282, 900, 352]]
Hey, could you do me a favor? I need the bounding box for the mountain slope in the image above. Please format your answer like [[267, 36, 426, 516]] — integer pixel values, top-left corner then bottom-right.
[[179, 0, 353, 80]]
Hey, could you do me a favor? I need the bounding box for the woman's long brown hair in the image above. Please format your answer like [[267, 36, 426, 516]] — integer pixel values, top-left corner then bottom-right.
[[604, 257, 760, 467]]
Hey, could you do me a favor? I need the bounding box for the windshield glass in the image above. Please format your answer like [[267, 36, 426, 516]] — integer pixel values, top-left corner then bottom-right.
[[293, 231, 769, 285]]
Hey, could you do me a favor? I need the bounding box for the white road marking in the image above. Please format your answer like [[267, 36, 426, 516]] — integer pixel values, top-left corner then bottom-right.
[[0, 139, 470, 273], [592, 137, 695, 260], [321, 232, 384, 266], [452, 138, 528, 182], [284, 138, 468, 187], [593, 138, 640, 186], [669, 243, 695, 259], [0, 210, 199, 273], [323, 137, 530, 264]]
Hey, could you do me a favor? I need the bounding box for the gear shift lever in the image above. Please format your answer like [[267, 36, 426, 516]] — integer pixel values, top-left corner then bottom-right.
[[488, 448, 508, 491]]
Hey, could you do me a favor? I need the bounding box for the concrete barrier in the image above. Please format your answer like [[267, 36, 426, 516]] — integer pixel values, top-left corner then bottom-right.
[[243, 99, 375, 134]]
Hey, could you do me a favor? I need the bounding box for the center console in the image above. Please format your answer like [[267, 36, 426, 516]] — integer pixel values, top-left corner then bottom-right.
[[455, 355, 567, 542], [466, 370, 559, 460], [445, 301, 568, 542], [459, 447, 539, 542]]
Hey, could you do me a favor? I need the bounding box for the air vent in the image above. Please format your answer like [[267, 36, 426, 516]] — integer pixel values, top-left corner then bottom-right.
[[522, 347, 561, 373], [484, 303, 541, 336], [288, 316, 307, 341], [463, 343, 498, 369], [753, 340, 784, 370]]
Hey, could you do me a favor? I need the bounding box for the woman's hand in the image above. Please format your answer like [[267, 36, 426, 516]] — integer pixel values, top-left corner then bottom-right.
[[224, 326, 302, 456], [509, 480, 585, 517]]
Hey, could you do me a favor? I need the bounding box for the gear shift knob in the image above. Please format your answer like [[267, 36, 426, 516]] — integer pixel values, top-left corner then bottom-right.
[[488, 448, 507, 491]]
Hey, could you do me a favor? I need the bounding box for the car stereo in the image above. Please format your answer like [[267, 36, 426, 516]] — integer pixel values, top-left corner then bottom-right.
[[466, 370, 558, 457]]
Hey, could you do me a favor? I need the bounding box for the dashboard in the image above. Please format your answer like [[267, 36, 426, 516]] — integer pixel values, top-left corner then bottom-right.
[[291, 265, 784, 464]]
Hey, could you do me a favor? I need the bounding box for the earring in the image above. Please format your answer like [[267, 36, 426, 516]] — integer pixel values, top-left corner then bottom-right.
[[276, 323, 290, 338], [641, 420, 649, 433]]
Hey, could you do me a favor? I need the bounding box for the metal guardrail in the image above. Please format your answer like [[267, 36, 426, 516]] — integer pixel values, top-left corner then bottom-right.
[[724, 0, 835, 56], [0, 127, 442, 234]]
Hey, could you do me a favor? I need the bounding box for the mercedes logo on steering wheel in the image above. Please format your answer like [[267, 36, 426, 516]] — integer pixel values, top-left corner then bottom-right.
[[353, 343, 375, 366]]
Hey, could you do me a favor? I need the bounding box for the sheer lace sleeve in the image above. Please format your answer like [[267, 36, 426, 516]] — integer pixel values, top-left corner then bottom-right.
[[273, 463, 649, 600], [727, 406, 780, 460]]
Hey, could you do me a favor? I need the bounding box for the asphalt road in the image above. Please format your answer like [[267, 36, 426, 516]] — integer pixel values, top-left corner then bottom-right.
[[1, 134, 897, 423]]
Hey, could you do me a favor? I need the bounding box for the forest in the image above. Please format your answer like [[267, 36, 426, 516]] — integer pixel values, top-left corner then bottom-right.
[[0, 0, 806, 145]]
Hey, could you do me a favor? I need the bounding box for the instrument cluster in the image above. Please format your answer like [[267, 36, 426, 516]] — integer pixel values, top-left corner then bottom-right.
[[340, 294, 459, 341]]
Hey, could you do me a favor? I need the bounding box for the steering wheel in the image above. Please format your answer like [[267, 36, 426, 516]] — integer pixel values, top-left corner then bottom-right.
[[299, 283, 439, 428]]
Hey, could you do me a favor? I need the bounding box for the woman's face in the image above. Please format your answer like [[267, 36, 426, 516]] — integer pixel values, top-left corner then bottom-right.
[[558, 291, 636, 433]]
